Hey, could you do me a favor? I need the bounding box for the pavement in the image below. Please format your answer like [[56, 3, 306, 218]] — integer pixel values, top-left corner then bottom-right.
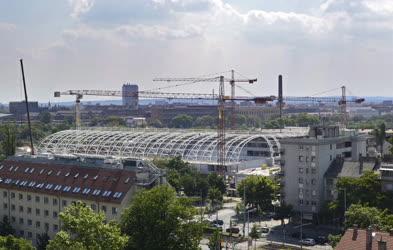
[[200, 199, 334, 250]]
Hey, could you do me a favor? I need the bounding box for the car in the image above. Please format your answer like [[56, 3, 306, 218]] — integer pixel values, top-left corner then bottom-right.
[[226, 227, 240, 234], [211, 219, 224, 226], [316, 236, 328, 245], [258, 227, 269, 237], [299, 238, 316, 246]]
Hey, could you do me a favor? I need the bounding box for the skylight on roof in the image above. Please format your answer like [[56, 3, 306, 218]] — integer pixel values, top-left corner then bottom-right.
[[29, 168, 34, 173], [25, 168, 30, 173], [65, 172, 70, 177], [83, 174, 88, 179], [56, 171, 61, 176], [74, 173, 79, 178], [39, 169, 45, 174], [47, 170, 53, 176]]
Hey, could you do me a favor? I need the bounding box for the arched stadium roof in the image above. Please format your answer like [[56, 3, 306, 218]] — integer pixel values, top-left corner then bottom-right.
[[37, 128, 307, 165]]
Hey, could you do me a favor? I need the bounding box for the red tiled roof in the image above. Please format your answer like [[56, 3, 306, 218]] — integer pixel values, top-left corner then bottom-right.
[[0, 159, 136, 204], [336, 228, 393, 250]]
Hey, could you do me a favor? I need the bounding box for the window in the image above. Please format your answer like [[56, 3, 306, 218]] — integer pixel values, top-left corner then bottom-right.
[[19, 218, 24, 224], [19, 206, 23, 212], [36, 208, 40, 216], [101, 206, 107, 213], [27, 194, 31, 201], [306, 168, 309, 174], [11, 192, 15, 199], [28, 219, 32, 226], [19, 230, 24, 237], [53, 198, 58, 206], [311, 179, 316, 185], [112, 207, 118, 215], [27, 232, 32, 238], [312, 190, 316, 196], [45, 223, 49, 231], [91, 204, 96, 211], [311, 201, 317, 205], [299, 145, 304, 150], [44, 197, 49, 204], [311, 156, 316, 162], [3, 191, 7, 198], [3, 203, 7, 209], [35, 196, 40, 203], [298, 178, 303, 184], [11, 204, 15, 211], [11, 216, 15, 223], [19, 193, 23, 200], [330, 144, 332, 150], [62, 200, 67, 207], [299, 199, 304, 205], [306, 156, 309, 162], [298, 168, 304, 173], [298, 156, 304, 162], [311, 168, 316, 174], [36, 221, 40, 228], [330, 155, 332, 161], [44, 210, 49, 217], [305, 200, 309, 205], [53, 211, 58, 218], [53, 224, 59, 231]]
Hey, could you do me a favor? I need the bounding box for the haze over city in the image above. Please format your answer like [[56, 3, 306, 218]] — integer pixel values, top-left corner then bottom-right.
[[1, 0, 392, 102]]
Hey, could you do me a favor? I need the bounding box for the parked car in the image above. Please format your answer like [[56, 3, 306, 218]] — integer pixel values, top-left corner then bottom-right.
[[299, 238, 316, 246], [258, 227, 269, 237], [226, 227, 240, 234], [316, 236, 328, 245]]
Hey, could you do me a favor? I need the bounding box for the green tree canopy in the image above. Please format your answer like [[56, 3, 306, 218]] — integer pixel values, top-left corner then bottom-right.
[[208, 187, 223, 210], [0, 235, 34, 250], [345, 204, 393, 231], [47, 201, 128, 250], [171, 115, 194, 128], [0, 125, 16, 157], [0, 216, 15, 236], [207, 229, 221, 250], [207, 173, 226, 194], [121, 185, 203, 250], [237, 176, 278, 211]]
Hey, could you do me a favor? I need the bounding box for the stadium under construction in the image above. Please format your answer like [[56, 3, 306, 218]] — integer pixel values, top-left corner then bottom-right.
[[36, 127, 307, 174]]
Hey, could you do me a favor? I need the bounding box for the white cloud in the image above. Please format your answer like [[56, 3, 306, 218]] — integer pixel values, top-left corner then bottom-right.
[[0, 22, 16, 31], [68, 0, 95, 19], [363, 0, 393, 16]]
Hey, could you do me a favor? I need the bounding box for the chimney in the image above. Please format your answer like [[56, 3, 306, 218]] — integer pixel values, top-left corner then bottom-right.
[[366, 226, 373, 250], [352, 224, 358, 240], [378, 237, 387, 250]]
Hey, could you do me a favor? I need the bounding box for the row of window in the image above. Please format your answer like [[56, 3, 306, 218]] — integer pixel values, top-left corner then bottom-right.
[[298, 177, 317, 185], [3, 192, 59, 205], [298, 167, 317, 174], [3, 201, 118, 215], [298, 155, 316, 163], [298, 199, 317, 206], [9, 216, 59, 232]]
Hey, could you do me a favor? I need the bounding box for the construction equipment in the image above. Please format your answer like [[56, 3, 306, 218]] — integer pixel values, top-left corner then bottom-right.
[[153, 74, 258, 175], [277, 76, 364, 127]]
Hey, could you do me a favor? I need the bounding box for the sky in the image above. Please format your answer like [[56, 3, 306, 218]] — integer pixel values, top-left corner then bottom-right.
[[0, 0, 392, 103]]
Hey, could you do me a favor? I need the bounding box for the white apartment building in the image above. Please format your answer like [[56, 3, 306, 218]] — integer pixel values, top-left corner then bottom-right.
[[0, 157, 139, 245], [280, 125, 367, 219]]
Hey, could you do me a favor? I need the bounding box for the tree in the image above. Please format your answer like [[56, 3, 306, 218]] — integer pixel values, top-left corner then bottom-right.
[[0, 216, 15, 236], [36, 233, 50, 250], [275, 203, 293, 226], [207, 173, 226, 194], [0, 235, 35, 250], [208, 229, 222, 250], [208, 188, 223, 211], [194, 115, 215, 128], [121, 185, 203, 250], [171, 115, 194, 128], [328, 234, 342, 248], [249, 224, 259, 250], [47, 201, 128, 250], [237, 176, 278, 211], [0, 125, 16, 157], [39, 111, 51, 124], [344, 204, 393, 231], [375, 122, 386, 155]]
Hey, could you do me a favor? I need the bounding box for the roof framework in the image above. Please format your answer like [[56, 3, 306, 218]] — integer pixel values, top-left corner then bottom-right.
[[37, 129, 305, 164]]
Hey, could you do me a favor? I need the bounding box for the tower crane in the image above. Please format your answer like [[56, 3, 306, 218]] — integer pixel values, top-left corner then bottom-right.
[[153, 74, 258, 175], [277, 76, 364, 127]]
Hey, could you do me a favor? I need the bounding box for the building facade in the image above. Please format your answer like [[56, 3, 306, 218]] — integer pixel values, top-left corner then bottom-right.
[[0, 156, 139, 245], [122, 84, 139, 109], [380, 163, 393, 192], [280, 125, 367, 218]]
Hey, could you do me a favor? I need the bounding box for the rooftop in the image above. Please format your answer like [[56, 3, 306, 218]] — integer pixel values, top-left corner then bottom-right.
[[0, 157, 136, 204], [336, 228, 393, 250]]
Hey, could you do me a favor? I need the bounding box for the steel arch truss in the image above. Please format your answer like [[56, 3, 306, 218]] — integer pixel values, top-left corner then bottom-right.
[[37, 129, 302, 165]]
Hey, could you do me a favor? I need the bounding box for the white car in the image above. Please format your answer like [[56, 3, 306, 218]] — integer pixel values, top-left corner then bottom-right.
[[299, 238, 316, 246]]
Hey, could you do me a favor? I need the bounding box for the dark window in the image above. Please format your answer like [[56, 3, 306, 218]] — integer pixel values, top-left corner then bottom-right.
[[44, 210, 49, 217], [62, 200, 67, 207], [36, 208, 40, 216], [36, 221, 40, 228], [53, 211, 58, 218], [27, 232, 32, 238], [27, 207, 32, 214], [112, 207, 118, 215], [44, 197, 49, 204], [11, 192, 15, 199], [19, 218, 24, 224], [53, 198, 58, 206], [27, 195, 31, 201], [19, 206, 23, 212], [53, 224, 58, 231], [11, 204, 15, 211], [11, 216, 15, 223], [3, 203, 7, 209], [101, 206, 107, 212], [3, 191, 7, 198], [19, 194, 23, 200], [28, 219, 32, 226], [35, 196, 40, 203], [91, 204, 96, 211]]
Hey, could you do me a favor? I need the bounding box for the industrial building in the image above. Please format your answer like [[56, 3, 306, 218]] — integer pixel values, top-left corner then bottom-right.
[[37, 128, 307, 174], [280, 125, 368, 219], [0, 155, 162, 245]]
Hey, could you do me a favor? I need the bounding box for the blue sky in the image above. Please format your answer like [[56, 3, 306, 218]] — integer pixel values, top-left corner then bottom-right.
[[0, 0, 392, 102]]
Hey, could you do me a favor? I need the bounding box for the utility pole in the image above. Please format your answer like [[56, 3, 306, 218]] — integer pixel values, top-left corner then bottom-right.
[[19, 59, 34, 155]]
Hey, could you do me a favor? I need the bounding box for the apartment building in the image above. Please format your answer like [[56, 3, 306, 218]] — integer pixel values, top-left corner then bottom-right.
[[0, 157, 138, 245], [280, 125, 367, 219], [380, 163, 393, 192]]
